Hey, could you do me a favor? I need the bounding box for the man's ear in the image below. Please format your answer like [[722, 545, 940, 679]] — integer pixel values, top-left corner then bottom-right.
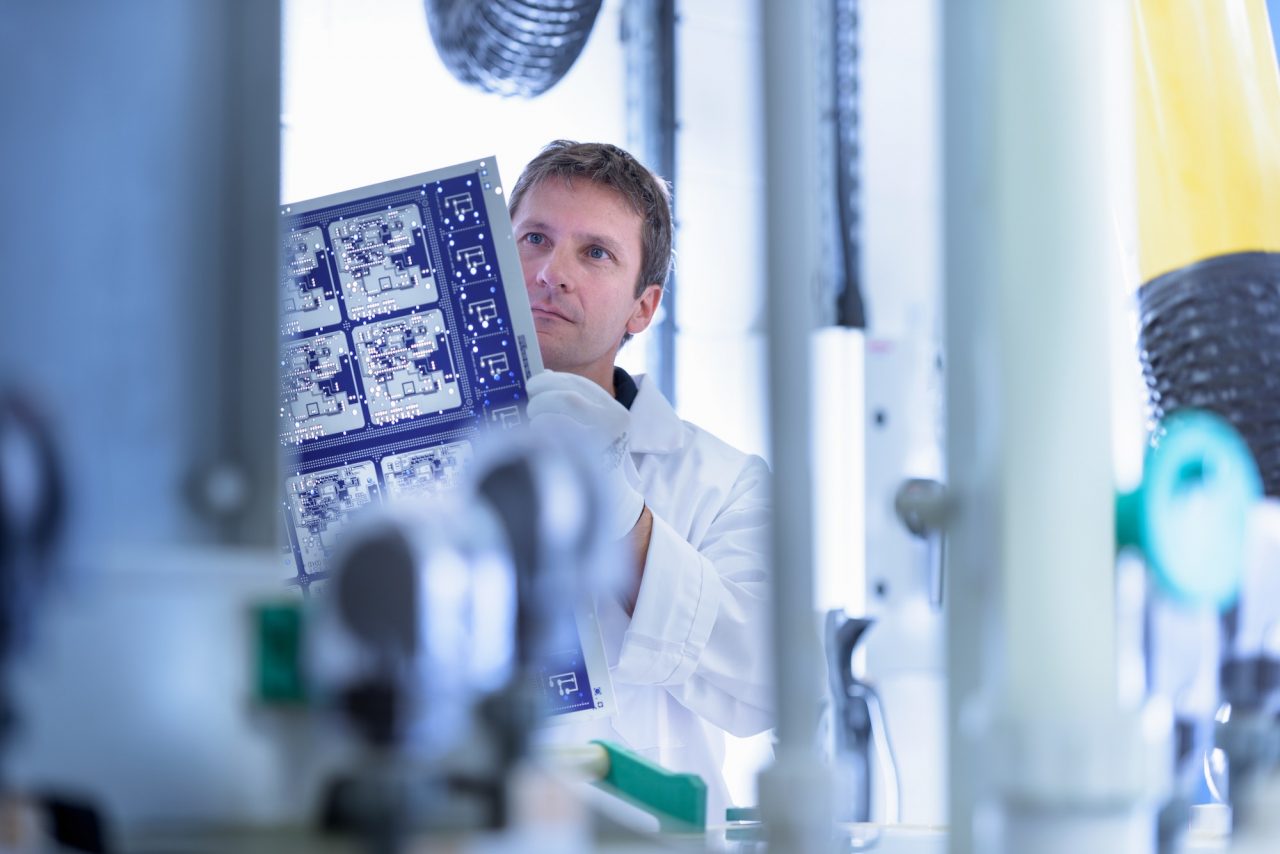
[[626, 284, 663, 335]]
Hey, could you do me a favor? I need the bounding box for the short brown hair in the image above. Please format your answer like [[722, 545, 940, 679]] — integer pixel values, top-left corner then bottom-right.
[[508, 140, 673, 297]]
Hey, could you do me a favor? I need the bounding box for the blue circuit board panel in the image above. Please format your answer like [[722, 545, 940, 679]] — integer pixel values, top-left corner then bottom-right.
[[279, 159, 613, 724], [279, 159, 541, 590], [535, 642, 602, 716]]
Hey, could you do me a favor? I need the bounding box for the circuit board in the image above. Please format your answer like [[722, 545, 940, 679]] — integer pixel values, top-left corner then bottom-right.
[[279, 159, 539, 588], [279, 158, 613, 725], [380, 440, 473, 500]]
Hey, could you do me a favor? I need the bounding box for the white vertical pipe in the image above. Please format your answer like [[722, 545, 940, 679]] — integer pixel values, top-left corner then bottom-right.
[[761, 0, 821, 750], [995, 0, 1123, 722], [758, 0, 832, 850], [944, 0, 1136, 852]]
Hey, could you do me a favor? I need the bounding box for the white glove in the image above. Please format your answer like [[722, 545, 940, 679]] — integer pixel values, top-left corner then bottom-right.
[[525, 370, 645, 541]]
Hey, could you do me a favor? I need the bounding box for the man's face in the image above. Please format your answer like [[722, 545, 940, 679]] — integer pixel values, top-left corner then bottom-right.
[[513, 177, 661, 386]]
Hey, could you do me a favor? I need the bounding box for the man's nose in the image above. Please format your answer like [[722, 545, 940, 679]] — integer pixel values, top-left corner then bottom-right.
[[535, 246, 574, 291]]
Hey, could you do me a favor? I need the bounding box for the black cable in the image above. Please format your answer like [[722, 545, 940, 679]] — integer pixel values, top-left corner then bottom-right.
[[833, 0, 867, 329]]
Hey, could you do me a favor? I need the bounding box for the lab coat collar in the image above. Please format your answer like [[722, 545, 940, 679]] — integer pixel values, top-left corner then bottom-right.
[[626, 374, 686, 454]]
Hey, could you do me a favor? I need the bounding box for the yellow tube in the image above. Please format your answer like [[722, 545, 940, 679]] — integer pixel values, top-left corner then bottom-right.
[[1135, 0, 1280, 281]]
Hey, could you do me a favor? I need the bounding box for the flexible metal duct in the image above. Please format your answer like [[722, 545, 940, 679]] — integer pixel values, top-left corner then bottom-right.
[[426, 0, 604, 97], [1138, 253, 1280, 497]]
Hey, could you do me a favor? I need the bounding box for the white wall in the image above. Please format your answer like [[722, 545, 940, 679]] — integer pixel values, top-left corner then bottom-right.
[[672, 2, 769, 461], [282, 0, 627, 206]]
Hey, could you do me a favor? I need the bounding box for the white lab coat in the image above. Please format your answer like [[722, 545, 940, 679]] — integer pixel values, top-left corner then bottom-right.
[[542, 373, 775, 820]]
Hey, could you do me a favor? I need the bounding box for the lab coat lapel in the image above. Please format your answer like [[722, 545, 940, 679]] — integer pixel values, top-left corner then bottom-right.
[[625, 374, 684, 455]]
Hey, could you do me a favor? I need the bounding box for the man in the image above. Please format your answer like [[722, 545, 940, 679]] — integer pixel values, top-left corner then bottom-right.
[[510, 140, 773, 815]]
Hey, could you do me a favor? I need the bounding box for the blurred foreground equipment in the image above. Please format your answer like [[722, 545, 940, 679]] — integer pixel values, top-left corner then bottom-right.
[[297, 428, 624, 850]]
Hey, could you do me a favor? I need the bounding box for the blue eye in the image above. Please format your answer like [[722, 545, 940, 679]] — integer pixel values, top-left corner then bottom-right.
[[587, 246, 608, 260], [524, 232, 545, 245]]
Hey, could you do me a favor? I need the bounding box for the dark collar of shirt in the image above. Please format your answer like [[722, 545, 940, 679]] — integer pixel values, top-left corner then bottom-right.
[[613, 366, 639, 411]]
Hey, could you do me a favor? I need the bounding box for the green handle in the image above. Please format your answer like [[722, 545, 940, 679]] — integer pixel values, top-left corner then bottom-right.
[[589, 739, 707, 831]]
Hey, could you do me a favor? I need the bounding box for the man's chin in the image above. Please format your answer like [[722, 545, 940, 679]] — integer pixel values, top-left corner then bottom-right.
[[534, 336, 570, 372]]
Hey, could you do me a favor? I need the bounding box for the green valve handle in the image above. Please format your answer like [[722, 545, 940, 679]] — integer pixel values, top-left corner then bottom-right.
[[255, 601, 308, 704], [589, 740, 707, 832], [1117, 409, 1261, 610]]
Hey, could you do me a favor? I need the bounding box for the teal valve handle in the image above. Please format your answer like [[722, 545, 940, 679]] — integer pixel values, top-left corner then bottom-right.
[[255, 600, 307, 704], [1115, 487, 1144, 561], [1118, 409, 1262, 610], [589, 739, 707, 832]]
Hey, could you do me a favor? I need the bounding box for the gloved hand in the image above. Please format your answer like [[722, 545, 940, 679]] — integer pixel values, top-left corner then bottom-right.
[[525, 370, 645, 542]]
